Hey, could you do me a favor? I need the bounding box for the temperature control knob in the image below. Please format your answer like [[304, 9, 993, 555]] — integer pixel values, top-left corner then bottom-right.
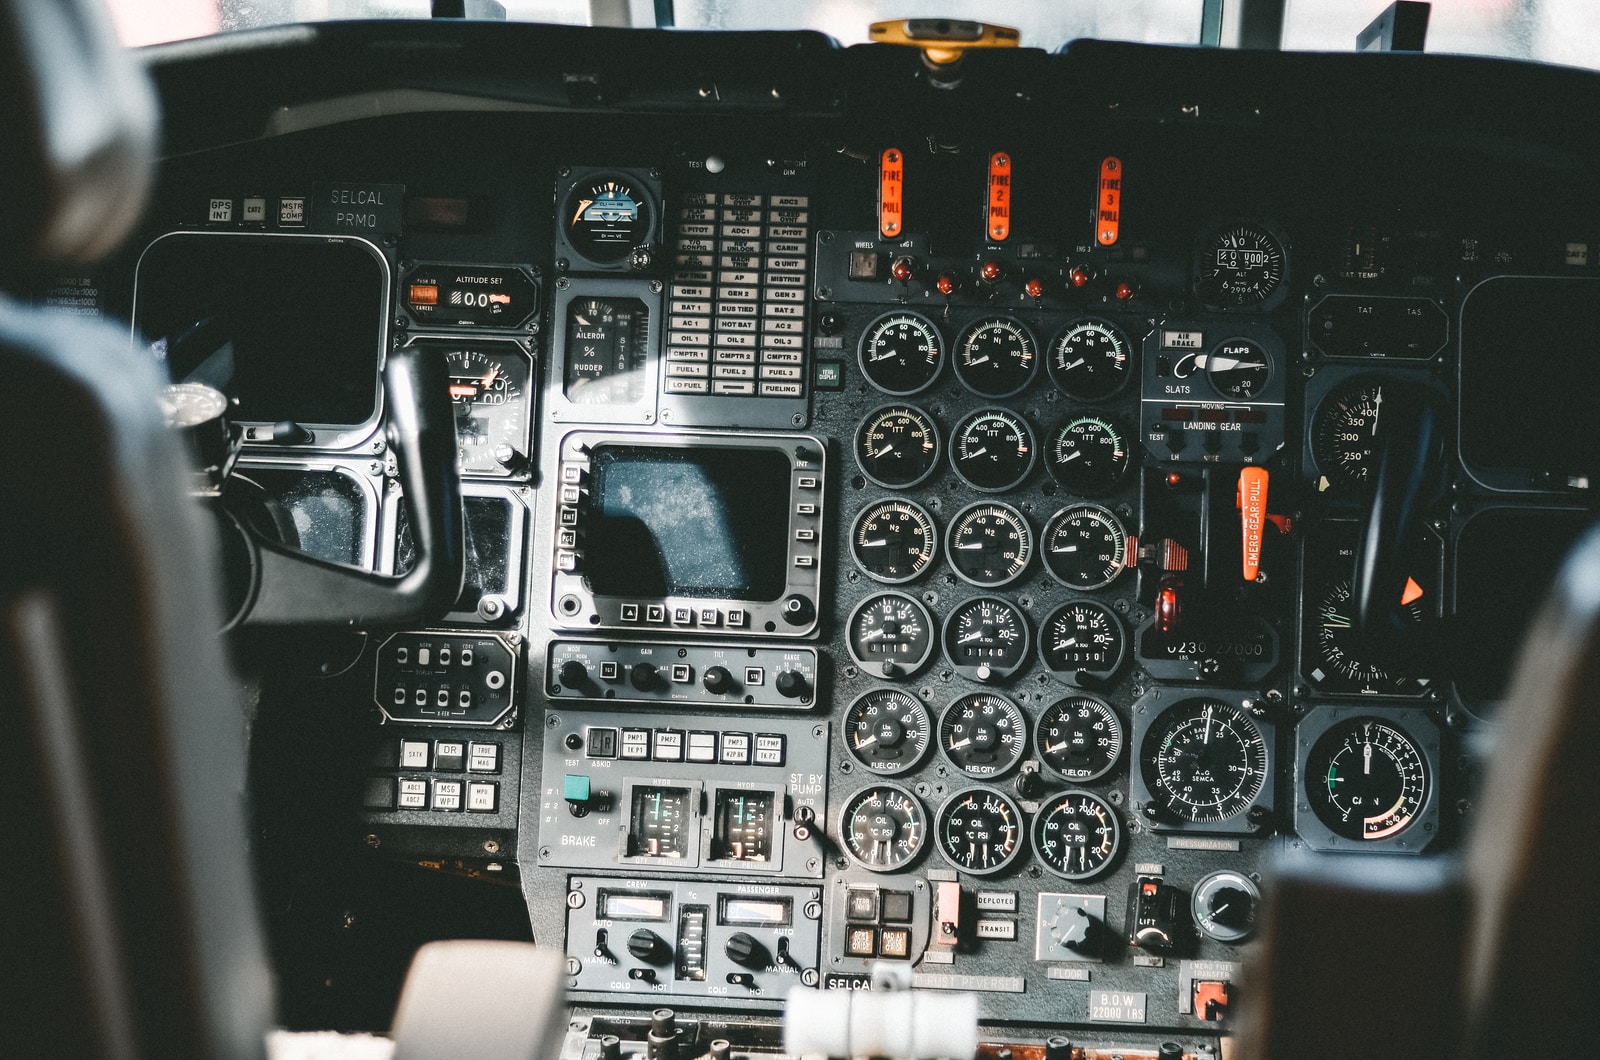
[[724, 932, 771, 970], [627, 929, 671, 965]]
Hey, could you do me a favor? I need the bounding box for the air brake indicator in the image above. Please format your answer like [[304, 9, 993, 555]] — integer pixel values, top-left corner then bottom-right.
[[987, 152, 1012, 241], [879, 148, 905, 239], [1097, 156, 1122, 246]]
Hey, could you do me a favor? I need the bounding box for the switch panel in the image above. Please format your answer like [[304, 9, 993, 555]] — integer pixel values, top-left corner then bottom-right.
[[547, 640, 819, 709], [375, 632, 516, 726]]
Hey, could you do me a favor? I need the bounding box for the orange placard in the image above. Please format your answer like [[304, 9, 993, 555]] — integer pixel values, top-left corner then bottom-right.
[[987, 151, 1012, 241], [1097, 155, 1122, 246], [879, 147, 904, 239], [1238, 466, 1269, 582]]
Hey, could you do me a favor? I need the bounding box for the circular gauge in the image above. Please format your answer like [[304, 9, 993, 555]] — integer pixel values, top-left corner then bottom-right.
[[562, 296, 651, 406], [563, 173, 654, 264], [859, 312, 945, 395], [1140, 699, 1270, 824], [939, 692, 1028, 777], [950, 408, 1037, 492], [852, 500, 937, 584], [941, 596, 1032, 683], [1047, 415, 1129, 494], [442, 345, 531, 475], [937, 788, 1026, 876], [159, 382, 227, 429], [954, 318, 1039, 398], [1192, 870, 1261, 943], [856, 404, 941, 488], [847, 591, 936, 678], [1312, 378, 1387, 489], [945, 502, 1033, 588], [1306, 717, 1431, 841], [1036, 696, 1124, 783], [1205, 338, 1272, 399], [1309, 576, 1428, 694], [1032, 790, 1122, 881], [1199, 223, 1287, 308], [1041, 504, 1128, 591], [1038, 600, 1128, 685], [843, 689, 933, 775], [840, 784, 928, 872], [1048, 320, 1132, 401]]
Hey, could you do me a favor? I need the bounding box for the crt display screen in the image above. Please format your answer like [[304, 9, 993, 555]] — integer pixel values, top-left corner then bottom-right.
[[134, 235, 386, 428], [396, 496, 513, 611], [585, 445, 790, 600]]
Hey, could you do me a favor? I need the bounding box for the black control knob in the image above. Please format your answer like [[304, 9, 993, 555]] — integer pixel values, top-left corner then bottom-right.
[[1014, 767, 1044, 799], [1043, 1036, 1073, 1060], [781, 593, 816, 626], [598, 1035, 623, 1060], [630, 662, 660, 692], [1158, 1043, 1184, 1060], [702, 665, 735, 695], [709, 1041, 732, 1060], [558, 660, 589, 688], [646, 1008, 676, 1060], [775, 669, 809, 699], [724, 931, 771, 970], [627, 928, 671, 965], [1207, 886, 1254, 929], [1060, 906, 1102, 956]]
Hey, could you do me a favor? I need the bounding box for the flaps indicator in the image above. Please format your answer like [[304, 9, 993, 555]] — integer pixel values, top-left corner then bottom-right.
[[879, 148, 905, 239], [987, 152, 1012, 241], [1098, 156, 1122, 246]]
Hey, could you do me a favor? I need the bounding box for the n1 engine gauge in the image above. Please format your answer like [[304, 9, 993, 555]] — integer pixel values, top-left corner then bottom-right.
[[1048, 319, 1132, 401], [937, 788, 1026, 876], [840, 784, 928, 872], [860, 311, 945, 395], [844, 689, 933, 775], [941, 596, 1031, 683], [1136, 697, 1272, 830], [1036, 696, 1123, 783], [1038, 600, 1128, 686], [1041, 504, 1128, 590], [1311, 377, 1388, 490], [1032, 790, 1122, 881], [847, 591, 936, 678], [951, 408, 1037, 492], [560, 171, 657, 266], [1197, 222, 1287, 309], [945, 502, 1033, 588], [856, 404, 941, 488], [1306, 718, 1430, 841], [852, 500, 937, 584], [437, 343, 532, 476], [955, 317, 1039, 398], [939, 692, 1028, 778], [1047, 415, 1129, 494]]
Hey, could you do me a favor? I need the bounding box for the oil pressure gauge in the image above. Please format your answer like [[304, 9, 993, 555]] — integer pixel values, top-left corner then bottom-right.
[[937, 788, 1026, 876], [1032, 790, 1122, 881], [840, 784, 928, 872]]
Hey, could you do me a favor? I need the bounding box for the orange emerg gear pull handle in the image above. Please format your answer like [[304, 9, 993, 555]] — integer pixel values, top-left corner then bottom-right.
[[1239, 466, 1269, 582]]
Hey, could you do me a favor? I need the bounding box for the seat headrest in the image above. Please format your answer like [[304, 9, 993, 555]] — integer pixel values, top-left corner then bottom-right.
[[0, 0, 158, 280]]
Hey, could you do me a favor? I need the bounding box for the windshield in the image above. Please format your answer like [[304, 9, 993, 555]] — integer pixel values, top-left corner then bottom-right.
[[111, 0, 1600, 72]]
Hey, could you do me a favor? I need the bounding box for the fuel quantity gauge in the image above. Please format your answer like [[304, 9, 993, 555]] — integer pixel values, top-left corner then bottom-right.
[[939, 692, 1027, 778], [844, 689, 933, 775], [1036, 696, 1123, 783]]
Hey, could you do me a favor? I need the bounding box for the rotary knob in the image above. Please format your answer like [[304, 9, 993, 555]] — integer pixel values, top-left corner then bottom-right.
[[627, 929, 671, 965], [629, 662, 660, 692], [724, 932, 771, 970], [702, 665, 735, 695]]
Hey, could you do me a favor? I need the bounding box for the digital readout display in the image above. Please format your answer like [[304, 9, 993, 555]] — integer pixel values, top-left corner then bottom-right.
[[717, 897, 792, 927], [586, 445, 790, 600], [597, 891, 671, 922], [404, 265, 536, 329]]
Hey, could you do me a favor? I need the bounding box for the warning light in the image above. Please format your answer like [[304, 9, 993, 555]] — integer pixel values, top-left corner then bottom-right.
[[986, 151, 1012, 241], [980, 260, 1004, 283], [936, 272, 958, 296], [1024, 277, 1045, 299], [1097, 156, 1122, 246], [1401, 577, 1425, 606], [1069, 264, 1094, 289], [409, 284, 440, 306], [879, 147, 905, 239], [1115, 279, 1139, 302], [890, 256, 917, 283]]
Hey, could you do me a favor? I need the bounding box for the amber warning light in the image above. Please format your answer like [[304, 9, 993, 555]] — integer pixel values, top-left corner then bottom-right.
[[879, 148, 905, 239], [1098, 156, 1122, 246], [408, 284, 440, 307], [987, 152, 1012, 241]]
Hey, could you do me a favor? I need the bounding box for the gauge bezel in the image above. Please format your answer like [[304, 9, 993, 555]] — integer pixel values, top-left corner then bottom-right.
[[846, 590, 937, 678], [858, 310, 946, 396], [1031, 789, 1123, 881], [406, 336, 534, 478], [842, 688, 934, 775], [1129, 690, 1276, 835], [1204, 335, 1273, 399], [935, 787, 1027, 876], [1045, 414, 1131, 495], [1293, 706, 1441, 854], [938, 691, 1029, 778], [940, 596, 1033, 684], [949, 407, 1039, 493], [855, 403, 943, 489], [1040, 503, 1128, 591], [555, 167, 661, 268], [1035, 695, 1124, 784], [944, 501, 1033, 589], [838, 783, 929, 873], [1037, 598, 1129, 687], [1047, 317, 1133, 402], [851, 499, 938, 585], [1194, 220, 1290, 312], [953, 316, 1041, 399]]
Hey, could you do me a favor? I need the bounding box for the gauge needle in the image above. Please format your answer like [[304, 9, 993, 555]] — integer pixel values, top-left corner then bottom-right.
[[861, 538, 890, 547], [968, 355, 991, 366], [871, 444, 896, 458], [478, 365, 500, 387], [1371, 387, 1383, 436], [1059, 450, 1083, 463], [948, 738, 973, 750], [1062, 357, 1086, 371], [958, 630, 987, 644], [855, 734, 878, 750], [1203, 703, 1214, 744], [966, 446, 990, 458], [1053, 544, 1079, 553], [1055, 636, 1079, 648], [1199, 353, 1266, 371], [1364, 740, 1373, 775], [953, 542, 986, 550], [870, 349, 898, 362]]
